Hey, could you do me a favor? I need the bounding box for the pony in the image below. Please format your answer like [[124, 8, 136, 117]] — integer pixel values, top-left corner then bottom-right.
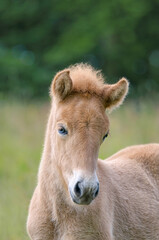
[[27, 63, 159, 240]]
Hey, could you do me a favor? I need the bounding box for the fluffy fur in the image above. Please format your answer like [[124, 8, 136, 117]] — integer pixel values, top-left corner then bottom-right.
[[27, 63, 159, 240], [51, 63, 129, 110]]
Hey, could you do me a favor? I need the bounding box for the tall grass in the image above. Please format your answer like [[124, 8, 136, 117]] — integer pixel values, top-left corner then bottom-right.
[[0, 100, 158, 240]]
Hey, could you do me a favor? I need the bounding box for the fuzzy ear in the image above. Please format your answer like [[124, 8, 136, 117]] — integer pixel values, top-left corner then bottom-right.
[[51, 70, 72, 100], [103, 78, 129, 110]]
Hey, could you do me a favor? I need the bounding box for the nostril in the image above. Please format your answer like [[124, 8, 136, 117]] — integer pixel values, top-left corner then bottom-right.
[[74, 181, 82, 197], [94, 188, 99, 198], [94, 184, 99, 198]]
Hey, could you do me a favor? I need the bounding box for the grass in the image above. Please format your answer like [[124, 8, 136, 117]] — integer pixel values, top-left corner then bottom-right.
[[0, 100, 159, 240]]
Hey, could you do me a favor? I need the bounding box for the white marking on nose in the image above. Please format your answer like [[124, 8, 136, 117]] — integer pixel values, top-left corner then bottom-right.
[[69, 170, 99, 205]]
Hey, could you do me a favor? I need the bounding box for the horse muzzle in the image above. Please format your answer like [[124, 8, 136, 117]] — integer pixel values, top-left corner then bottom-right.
[[69, 174, 99, 205]]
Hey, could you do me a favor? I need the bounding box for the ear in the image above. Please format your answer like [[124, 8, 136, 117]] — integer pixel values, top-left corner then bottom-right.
[[51, 70, 72, 100], [103, 77, 129, 110]]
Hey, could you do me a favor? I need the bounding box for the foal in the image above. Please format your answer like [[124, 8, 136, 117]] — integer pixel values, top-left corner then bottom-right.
[[27, 63, 159, 240]]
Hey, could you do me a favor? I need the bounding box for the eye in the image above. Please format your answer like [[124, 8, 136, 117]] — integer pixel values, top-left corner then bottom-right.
[[58, 126, 68, 136], [102, 131, 109, 142]]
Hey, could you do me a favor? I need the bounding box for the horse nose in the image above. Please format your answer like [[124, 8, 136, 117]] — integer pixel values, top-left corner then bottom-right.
[[74, 181, 83, 198], [94, 182, 99, 198], [73, 180, 99, 200]]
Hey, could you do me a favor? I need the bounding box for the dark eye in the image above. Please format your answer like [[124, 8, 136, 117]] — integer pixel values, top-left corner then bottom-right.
[[103, 131, 109, 142], [58, 126, 68, 136]]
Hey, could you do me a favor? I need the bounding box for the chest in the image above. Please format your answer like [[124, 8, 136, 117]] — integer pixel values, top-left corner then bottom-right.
[[52, 207, 106, 240], [54, 224, 105, 240]]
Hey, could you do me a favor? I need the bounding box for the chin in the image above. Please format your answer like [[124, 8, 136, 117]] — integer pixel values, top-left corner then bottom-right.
[[71, 196, 93, 206]]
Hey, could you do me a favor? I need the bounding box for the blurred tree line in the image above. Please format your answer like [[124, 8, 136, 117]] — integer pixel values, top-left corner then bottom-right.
[[0, 0, 159, 99]]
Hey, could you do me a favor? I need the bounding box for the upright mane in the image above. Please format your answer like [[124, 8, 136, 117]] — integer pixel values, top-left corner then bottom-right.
[[61, 63, 105, 96], [51, 63, 129, 110]]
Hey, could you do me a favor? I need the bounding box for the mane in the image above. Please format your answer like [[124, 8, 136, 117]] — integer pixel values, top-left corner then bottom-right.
[[68, 63, 105, 95]]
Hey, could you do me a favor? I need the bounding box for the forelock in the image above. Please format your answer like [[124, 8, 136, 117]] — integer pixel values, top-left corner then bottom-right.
[[68, 63, 105, 96]]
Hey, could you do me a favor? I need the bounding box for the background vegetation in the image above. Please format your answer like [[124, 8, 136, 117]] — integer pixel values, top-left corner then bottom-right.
[[0, 0, 158, 239], [0, 0, 159, 99]]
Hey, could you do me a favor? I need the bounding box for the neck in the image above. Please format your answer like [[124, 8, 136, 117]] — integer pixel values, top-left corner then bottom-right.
[[38, 108, 69, 205]]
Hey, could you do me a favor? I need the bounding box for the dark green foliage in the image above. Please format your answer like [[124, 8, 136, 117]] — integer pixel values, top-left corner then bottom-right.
[[0, 0, 158, 99]]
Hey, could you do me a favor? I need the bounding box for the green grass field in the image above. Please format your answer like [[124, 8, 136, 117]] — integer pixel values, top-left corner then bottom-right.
[[0, 100, 159, 240]]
